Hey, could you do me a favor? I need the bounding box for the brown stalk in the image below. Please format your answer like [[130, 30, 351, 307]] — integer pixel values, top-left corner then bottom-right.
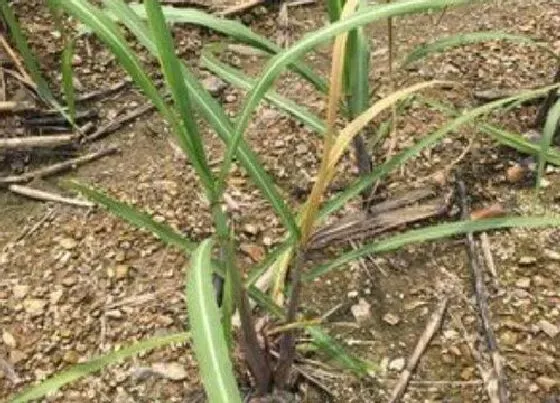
[[273, 250, 305, 389]]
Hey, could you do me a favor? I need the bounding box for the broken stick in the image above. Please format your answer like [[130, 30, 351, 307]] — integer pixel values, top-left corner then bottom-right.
[[0, 134, 75, 150], [457, 181, 509, 403], [8, 184, 94, 207], [84, 103, 155, 143], [0, 146, 119, 185], [389, 297, 448, 403]]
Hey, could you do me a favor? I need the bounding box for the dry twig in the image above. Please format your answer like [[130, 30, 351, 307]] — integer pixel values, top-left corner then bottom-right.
[[0, 134, 75, 150], [457, 181, 509, 403], [0, 146, 119, 184], [388, 297, 448, 403], [8, 184, 94, 207], [75, 79, 131, 102], [84, 103, 154, 143]]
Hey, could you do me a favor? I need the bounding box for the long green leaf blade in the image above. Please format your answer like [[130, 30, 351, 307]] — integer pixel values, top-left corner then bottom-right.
[[201, 49, 326, 135], [320, 84, 560, 220], [187, 240, 243, 403], [61, 38, 76, 124], [144, 0, 214, 194], [537, 99, 560, 190], [53, 0, 180, 141], [234, 0, 470, 156], [306, 216, 560, 280], [307, 326, 373, 376], [10, 332, 190, 403], [102, 0, 299, 238], [69, 181, 196, 252], [104, 3, 327, 93], [403, 31, 560, 67]]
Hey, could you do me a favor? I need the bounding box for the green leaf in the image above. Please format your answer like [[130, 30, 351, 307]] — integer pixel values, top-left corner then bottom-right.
[[306, 326, 373, 376], [0, 1, 70, 121], [144, 0, 214, 194], [10, 332, 190, 403], [201, 49, 326, 135], [102, 0, 299, 239], [537, 99, 560, 190], [52, 0, 177, 139], [68, 181, 196, 252], [345, 1, 370, 118], [319, 84, 560, 220], [419, 96, 560, 166], [305, 216, 560, 280], [402, 31, 560, 67], [102, 2, 326, 93], [481, 124, 560, 165], [61, 38, 76, 124], [326, 0, 344, 23], [233, 0, 470, 177], [187, 240, 243, 403]]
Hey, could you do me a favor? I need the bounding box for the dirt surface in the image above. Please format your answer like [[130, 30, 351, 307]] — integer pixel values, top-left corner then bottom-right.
[[2, 0, 560, 402]]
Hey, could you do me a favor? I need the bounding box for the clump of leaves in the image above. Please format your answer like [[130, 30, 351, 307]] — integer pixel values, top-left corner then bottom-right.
[[9, 0, 560, 402]]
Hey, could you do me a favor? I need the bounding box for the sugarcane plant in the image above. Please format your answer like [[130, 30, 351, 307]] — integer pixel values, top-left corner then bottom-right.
[[7, 0, 560, 402]]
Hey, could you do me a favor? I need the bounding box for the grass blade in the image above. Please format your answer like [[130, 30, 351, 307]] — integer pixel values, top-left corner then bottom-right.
[[306, 326, 373, 376], [319, 84, 560, 220], [0, 1, 68, 117], [402, 31, 560, 67], [419, 95, 560, 165], [480, 124, 560, 165], [305, 216, 560, 281], [187, 240, 243, 403], [10, 332, 190, 403], [103, 0, 299, 240], [53, 0, 178, 139], [68, 181, 196, 252], [200, 48, 326, 135], [101, 2, 326, 93], [537, 99, 560, 190], [234, 0, 470, 160], [61, 38, 76, 124], [144, 0, 214, 194]]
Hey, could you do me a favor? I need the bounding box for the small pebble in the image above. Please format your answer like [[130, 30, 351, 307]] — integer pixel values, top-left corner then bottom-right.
[[518, 256, 537, 266], [515, 277, 531, 289], [382, 313, 401, 326], [537, 319, 560, 338], [351, 298, 371, 324], [388, 357, 405, 371]]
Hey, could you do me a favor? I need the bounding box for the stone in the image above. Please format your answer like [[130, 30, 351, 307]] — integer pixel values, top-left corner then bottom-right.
[[382, 313, 401, 326], [351, 298, 371, 324], [105, 310, 123, 319], [544, 249, 560, 261], [13, 284, 29, 299], [115, 265, 130, 279], [518, 256, 537, 266], [50, 289, 64, 305], [10, 349, 27, 364], [151, 362, 188, 381], [538, 320, 560, 338], [62, 276, 77, 287], [201, 76, 226, 96], [63, 350, 80, 364], [59, 238, 78, 250], [2, 330, 16, 348], [536, 376, 558, 392], [23, 298, 47, 316], [243, 223, 259, 235], [515, 277, 531, 289], [388, 357, 405, 371]]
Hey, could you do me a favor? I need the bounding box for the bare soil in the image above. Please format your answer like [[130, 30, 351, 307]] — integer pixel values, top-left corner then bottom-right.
[[1, 1, 560, 402]]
